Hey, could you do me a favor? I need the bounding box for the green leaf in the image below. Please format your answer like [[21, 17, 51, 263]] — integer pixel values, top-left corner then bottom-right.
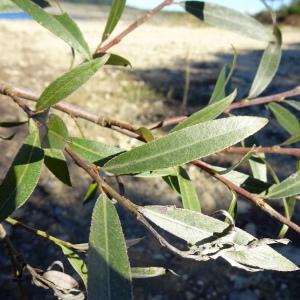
[[218, 167, 271, 194], [279, 196, 296, 238], [83, 182, 98, 204], [283, 133, 300, 145], [245, 137, 267, 182], [44, 148, 71, 186], [249, 155, 267, 182], [264, 170, 300, 199], [11, 0, 91, 59], [36, 55, 110, 111], [209, 48, 237, 104], [60, 245, 88, 287], [268, 103, 300, 136], [87, 194, 132, 300], [94, 53, 132, 68], [104, 117, 268, 175], [285, 100, 300, 111], [106, 53, 132, 67], [177, 167, 201, 212], [0, 120, 44, 222], [136, 127, 155, 142], [179, 1, 273, 41], [172, 90, 236, 132], [227, 191, 237, 224], [102, 0, 126, 42], [131, 267, 168, 279], [249, 27, 282, 98], [209, 66, 226, 104], [140, 206, 298, 272], [44, 114, 69, 149], [68, 137, 123, 165]]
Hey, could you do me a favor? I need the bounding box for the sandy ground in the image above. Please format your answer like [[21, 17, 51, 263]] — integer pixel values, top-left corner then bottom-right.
[[1, 13, 300, 300]]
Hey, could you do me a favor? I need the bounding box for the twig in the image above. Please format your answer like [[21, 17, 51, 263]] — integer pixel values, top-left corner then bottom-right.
[[223, 146, 300, 157], [64, 145, 196, 257], [5, 217, 84, 252], [192, 160, 300, 234], [228, 86, 300, 111], [95, 0, 174, 54], [150, 86, 300, 129], [0, 224, 28, 300], [0, 82, 140, 138]]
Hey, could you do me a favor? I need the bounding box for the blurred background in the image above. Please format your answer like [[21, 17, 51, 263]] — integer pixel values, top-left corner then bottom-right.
[[0, 0, 300, 299]]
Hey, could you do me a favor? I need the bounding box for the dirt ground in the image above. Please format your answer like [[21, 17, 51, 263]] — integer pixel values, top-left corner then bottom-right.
[[1, 6, 300, 300]]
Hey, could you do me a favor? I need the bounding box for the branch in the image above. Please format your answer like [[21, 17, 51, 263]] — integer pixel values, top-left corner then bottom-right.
[[192, 160, 300, 235], [0, 82, 140, 139], [5, 217, 84, 252], [228, 86, 300, 111], [64, 145, 195, 257], [223, 146, 300, 157], [150, 86, 300, 129], [95, 0, 174, 54], [0, 224, 28, 300]]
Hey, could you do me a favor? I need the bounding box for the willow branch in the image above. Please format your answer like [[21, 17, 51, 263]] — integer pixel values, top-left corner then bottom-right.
[[95, 0, 174, 54], [150, 86, 300, 129], [0, 82, 140, 139], [223, 146, 300, 157], [192, 160, 300, 234], [0, 224, 28, 300], [64, 145, 191, 257], [5, 217, 84, 252]]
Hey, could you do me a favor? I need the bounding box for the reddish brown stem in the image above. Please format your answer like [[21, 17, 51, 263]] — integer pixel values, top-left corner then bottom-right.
[[95, 0, 174, 54], [150, 86, 300, 129], [192, 160, 300, 235], [223, 146, 300, 157]]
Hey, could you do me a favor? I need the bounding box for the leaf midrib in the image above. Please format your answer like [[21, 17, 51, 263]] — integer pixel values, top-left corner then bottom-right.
[[106, 122, 260, 172], [0, 133, 40, 212]]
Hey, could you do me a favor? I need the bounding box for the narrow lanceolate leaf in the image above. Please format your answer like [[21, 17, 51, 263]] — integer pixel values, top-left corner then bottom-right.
[[249, 27, 282, 98], [87, 194, 132, 300], [172, 90, 236, 132], [44, 149, 71, 186], [209, 66, 226, 104], [177, 167, 201, 212], [283, 133, 300, 145], [227, 191, 237, 223], [216, 167, 271, 194], [104, 117, 268, 175], [264, 170, 300, 199], [140, 206, 298, 272], [44, 114, 69, 149], [179, 1, 273, 41], [11, 0, 91, 59], [245, 137, 267, 182], [68, 137, 123, 165], [279, 196, 297, 238], [102, 0, 126, 42], [105, 53, 132, 68], [285, 100, 300, 111], [60, 245, 88, 287], [0, 120, 44, 222], [209, 48, 237, 104], [268, 103, 300, 136], [131, 267, 167, 279], [36, 55, 110, 111], [83, 182, 98, 204]]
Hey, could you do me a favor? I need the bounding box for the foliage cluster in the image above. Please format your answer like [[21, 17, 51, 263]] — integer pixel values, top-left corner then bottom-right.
[[1, 0, 300, 299]]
